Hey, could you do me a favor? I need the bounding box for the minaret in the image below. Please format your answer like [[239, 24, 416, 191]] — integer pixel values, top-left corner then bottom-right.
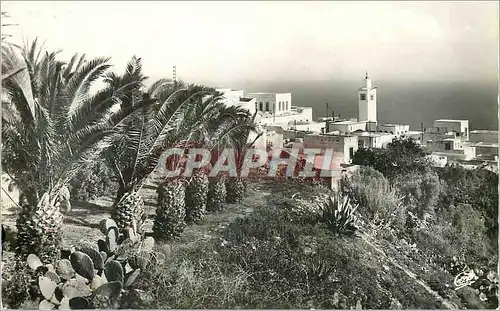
[[358, 71, 377, 122]]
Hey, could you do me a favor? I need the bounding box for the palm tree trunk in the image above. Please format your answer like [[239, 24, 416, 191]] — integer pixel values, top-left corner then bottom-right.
[[15, 192, 63, 263]]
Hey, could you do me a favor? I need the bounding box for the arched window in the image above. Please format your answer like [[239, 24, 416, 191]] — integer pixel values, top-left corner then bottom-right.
[[265, 102, 269, 111], [259, 102, 263, 111], [286, 101, 289, 110]]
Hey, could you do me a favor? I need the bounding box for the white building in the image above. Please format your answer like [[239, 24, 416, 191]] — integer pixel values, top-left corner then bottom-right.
[[468, 130, 498, 160], [322, 72, 412, 153], [469, 130, 498, 144], [216, 89, 257, 115], [431, 119, 470, 140], [355, 132, 397, 149], [244, 92, 292, 117], [358, 71, 377, 122], [303, 133, 359, 164], [287, 121, 325, 133]]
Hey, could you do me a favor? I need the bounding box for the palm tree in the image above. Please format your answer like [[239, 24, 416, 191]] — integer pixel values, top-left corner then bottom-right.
[[105, 76, 221, 236], [203, 105, 258, 211], [224, 110, 263, 203], [152, 97, 256, 239], [1, 40, 142, 261]]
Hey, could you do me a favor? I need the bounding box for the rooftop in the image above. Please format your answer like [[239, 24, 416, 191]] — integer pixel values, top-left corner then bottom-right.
[[470, 130, 499, 134], [353, 131, 394, 137], [380, 123, 409, 127], [472, 142, 499, 148], [329, 120, 365, 125], [239, 97, 254, 102], [434, 119, 469, 123]]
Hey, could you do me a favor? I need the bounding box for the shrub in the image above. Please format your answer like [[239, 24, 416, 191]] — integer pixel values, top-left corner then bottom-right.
[[1, 255, 36, 308], [439, 203, 493, 262], [395, 169, 444, 217], [341, 167, 406, 231], [69, 161, 118, 202]]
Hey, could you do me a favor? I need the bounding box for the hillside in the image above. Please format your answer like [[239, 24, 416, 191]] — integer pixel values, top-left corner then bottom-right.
[[2, 173, 497, 309]]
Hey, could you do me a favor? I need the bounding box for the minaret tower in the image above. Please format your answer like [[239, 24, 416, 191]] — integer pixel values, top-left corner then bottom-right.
[[357, 71, 377, 122]]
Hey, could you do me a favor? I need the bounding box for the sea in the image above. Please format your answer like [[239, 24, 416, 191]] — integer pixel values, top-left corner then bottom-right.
[[231, 79, 499, 131]]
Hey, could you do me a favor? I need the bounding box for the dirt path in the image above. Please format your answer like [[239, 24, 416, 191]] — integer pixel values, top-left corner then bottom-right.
[[2, 181, 271, 250], [359, 233, 459, 309]]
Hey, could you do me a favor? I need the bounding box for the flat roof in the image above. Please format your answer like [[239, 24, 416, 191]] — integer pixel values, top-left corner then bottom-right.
[[379, 123, 409, 127], [305, 133, 354, 138], [239, 97, 254, 102], [472, 142, 498, 147], [329, 120, 365, 125], [353, 132, 394, 137], [434, 119, 469, 122], [470, 130, 498, 134]]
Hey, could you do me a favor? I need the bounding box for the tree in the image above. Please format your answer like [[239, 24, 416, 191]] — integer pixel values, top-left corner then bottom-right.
[[1, 40, 141, 261], [353, 137, 429, 178]]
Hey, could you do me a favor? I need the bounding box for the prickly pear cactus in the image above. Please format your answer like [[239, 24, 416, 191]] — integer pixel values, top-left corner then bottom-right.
[[185, 170, 209, 223], [26, 217, 163, 310], [206, 177, 226, 212], [153, 179, 186, 240]]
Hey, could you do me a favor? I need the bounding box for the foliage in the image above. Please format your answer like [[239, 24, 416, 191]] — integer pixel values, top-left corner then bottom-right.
[[340, 167, 406, 230], [2, 40, 146, 260], [318, 194, 358, 235], [436, 164, 498, 238], [23, 218, 161, 309], [394, 168, 444, 217], [438, 203, 492, 262], [69, 161, 118, 202], [352, 137, 429, 178]]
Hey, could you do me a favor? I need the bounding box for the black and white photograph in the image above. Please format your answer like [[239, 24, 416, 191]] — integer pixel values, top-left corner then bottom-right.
[[0, 1, 498, 309]]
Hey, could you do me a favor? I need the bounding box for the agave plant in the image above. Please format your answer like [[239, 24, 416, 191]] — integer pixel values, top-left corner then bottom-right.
[[1, 40, 142, 262], [319, 194, 359, 235]]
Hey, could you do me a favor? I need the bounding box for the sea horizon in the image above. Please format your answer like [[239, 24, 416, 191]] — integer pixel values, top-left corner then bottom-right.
[[201, 78, 498, 131]]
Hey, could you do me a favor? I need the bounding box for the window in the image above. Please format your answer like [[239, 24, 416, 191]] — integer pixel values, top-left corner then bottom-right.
[[370, 94, 374, 100], [265, 102, 269, 111], [279, 102, 281, 111], [360, 93, 366, 101], [286, 101, 289, 110], [259, 102, 263, 111], [445, 142, 451, 150], [349, 147, 354, 159]]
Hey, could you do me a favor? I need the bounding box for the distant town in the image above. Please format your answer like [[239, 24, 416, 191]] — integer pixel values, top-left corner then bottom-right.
[[215, 72, 498, 178]]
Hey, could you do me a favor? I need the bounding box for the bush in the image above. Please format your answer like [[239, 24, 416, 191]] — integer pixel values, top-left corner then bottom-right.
[[341, 167, 406, 230], [395, 168, 444, 217], [1, 253, 39, 309], [437, 165, 498, 239], [439, 203, 493, 262], [69, 161, 118, 202]]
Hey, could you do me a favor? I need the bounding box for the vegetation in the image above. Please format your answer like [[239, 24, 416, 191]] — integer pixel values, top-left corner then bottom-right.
[[2, 40, 146, 262], [2, 27, 498, 310], [69, 161, 118, 202]]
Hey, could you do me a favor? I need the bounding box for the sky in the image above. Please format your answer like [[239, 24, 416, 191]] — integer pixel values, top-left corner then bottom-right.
[[1, 1, 498, 86]]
